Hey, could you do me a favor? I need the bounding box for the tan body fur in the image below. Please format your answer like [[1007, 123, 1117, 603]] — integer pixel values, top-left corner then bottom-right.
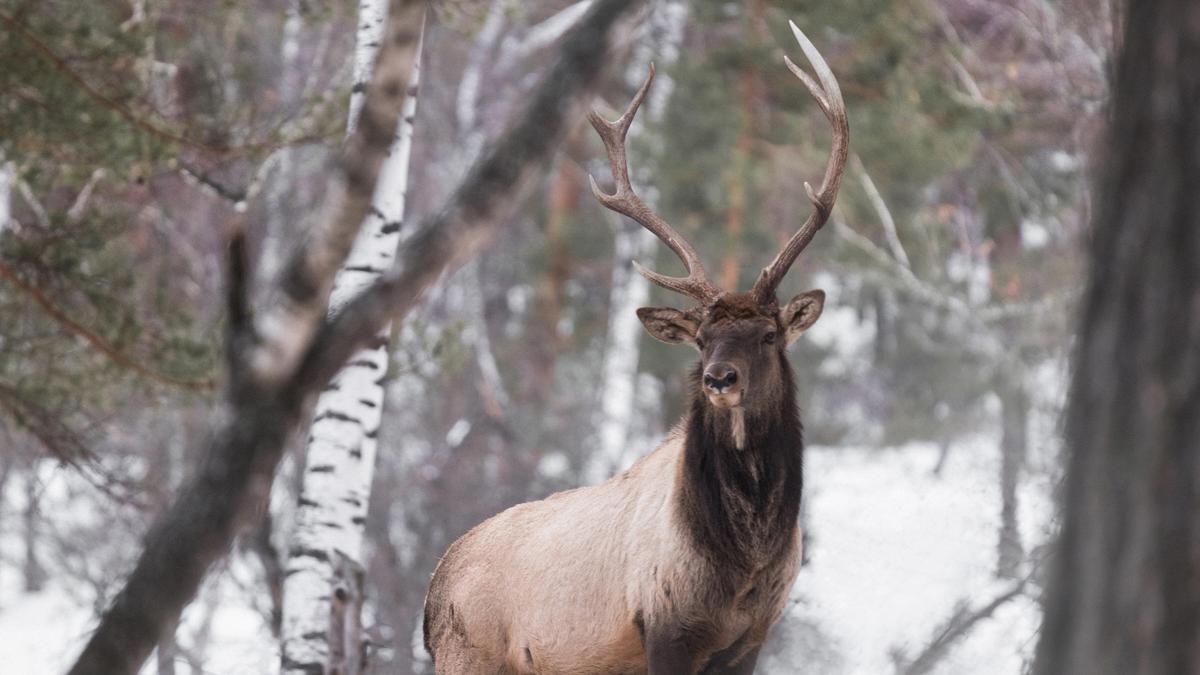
[[425, 19, 846, 674], [423, 427, 801, 674]]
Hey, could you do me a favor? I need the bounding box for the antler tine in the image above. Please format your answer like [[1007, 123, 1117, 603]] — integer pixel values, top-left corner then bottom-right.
[[588, 65, 722, 306], [752, 21, 850, 305]]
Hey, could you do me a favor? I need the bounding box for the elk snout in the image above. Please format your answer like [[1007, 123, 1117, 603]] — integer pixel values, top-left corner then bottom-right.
[[703, 362, 741, 396]]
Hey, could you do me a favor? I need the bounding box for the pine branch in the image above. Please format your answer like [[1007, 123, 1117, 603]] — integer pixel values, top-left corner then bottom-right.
[[64, 1, 640, 673], [0, 261, 216, 391]]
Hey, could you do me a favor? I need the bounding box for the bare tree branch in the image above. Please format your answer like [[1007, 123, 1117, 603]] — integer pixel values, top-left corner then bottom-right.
[[292, 0, 640, 391], [64, 1, 641, 672], [893, 578, 1028, 675], [252, 0, 426, 383], [852, 153, 911, 269]]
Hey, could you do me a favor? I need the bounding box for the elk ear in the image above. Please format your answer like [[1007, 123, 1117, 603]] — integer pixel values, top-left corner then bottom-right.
[[781, 290, 825, 346], [637, 307, 700, 346]]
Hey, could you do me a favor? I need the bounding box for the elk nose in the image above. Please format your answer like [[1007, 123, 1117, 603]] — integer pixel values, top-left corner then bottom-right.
[[703, 363, 739, 393]]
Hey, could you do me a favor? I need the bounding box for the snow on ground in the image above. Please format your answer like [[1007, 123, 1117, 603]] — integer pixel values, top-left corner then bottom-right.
[[771, 440, 1054, 674], [0, 462, 276, 675], [0, 583, 96, 673], [0, 560, 275, 675], [1, 439, 1056, 674]]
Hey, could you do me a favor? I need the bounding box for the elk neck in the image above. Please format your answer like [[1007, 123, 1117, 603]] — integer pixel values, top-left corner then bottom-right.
[[676, 357, 804, 576]]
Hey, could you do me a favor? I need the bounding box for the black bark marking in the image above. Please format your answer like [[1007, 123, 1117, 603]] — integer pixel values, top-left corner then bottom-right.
[[314, 410, 360, 424], [280, 656, 322, 675], [290, 547, 330, 563], [343, 265, 384, 274]]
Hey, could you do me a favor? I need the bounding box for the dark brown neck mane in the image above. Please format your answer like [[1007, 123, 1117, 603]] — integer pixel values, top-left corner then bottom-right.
[[677, 354, 804, 582]]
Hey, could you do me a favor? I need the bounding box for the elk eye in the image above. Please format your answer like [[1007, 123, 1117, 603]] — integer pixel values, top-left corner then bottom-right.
[[695, 337, 706, 350], [764, 331, 777, 345]]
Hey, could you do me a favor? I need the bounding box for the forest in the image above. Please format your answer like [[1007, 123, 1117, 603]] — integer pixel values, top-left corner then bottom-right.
[[1, 0, 1197, 673]]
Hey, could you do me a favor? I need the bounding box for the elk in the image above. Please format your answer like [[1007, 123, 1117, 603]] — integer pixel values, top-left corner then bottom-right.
[[424, 21, 848, 675]]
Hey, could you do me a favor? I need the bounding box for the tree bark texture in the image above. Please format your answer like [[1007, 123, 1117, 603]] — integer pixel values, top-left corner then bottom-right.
[[1033, 1, 1200, 672], [65, 1, 641, 672], [280, 2, 423, 671]]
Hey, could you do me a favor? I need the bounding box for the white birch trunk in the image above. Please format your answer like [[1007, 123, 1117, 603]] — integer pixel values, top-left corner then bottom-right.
[[585, 0, 689, 484], [0, 157, 14, 235], [280, 1, 422, 670], [346, 0, 389, 137]]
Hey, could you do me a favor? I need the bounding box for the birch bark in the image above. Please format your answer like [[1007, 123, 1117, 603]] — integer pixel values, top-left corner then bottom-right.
[[0, 155, 15, 234], [586, 0, 689, 484], [279, 1, 423, 671]]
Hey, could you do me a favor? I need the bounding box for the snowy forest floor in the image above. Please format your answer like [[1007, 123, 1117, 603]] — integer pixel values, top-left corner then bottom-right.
[[0, 435, 1056, 675]]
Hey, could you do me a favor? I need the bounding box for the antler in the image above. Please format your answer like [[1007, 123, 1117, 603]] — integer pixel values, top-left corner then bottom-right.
[[588, 64, 722, 306], [751, 21, 850, 305]]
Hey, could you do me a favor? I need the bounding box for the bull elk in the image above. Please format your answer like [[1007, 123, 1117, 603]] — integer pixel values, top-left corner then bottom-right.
[[424, 21, 848, 674]]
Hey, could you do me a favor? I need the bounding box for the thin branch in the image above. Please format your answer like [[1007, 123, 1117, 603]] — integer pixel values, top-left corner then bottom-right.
[[0, 261, 215, 391], [291, 0, 640, 392], [16, 178, 50, 228], [499, 0, 594, 63], [65, 2, 640, 673], [0, 382, 147, 507], [178, 162, 248, 205], [894, 579, 1028, 675], [66, 169, 106, 224], [852, 153, 910, 268]]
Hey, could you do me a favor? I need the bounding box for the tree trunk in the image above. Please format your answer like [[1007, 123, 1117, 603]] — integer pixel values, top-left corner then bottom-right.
[[22, 469, 44, 593], [280, 3, 423, 672], [66, 1, 638, 669], [587, 0, 689, 484], [155, 614, 179, 675], [1033, 1, 1200, 672], [0, 155, 14, 234], [996, 377, 1027, 579], [528, 156, 577, 406], [719, 0, 766, 292]]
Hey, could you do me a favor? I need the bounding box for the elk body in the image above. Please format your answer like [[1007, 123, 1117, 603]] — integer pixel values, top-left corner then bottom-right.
[[424, 22, 848, 675]]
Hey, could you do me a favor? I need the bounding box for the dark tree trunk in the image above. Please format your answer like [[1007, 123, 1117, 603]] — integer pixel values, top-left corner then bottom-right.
[[155, 614, 178, 675], [248, 512, 284, 635], [1033, 1, 1200, 673], [997, 377, 1027, 579]]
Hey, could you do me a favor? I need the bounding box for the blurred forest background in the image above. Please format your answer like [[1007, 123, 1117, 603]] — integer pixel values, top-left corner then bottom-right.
[[0, 0, 1112, 672]]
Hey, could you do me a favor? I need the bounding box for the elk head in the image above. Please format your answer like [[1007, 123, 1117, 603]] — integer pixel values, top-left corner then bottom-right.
[[588, 21, 848, 442]]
